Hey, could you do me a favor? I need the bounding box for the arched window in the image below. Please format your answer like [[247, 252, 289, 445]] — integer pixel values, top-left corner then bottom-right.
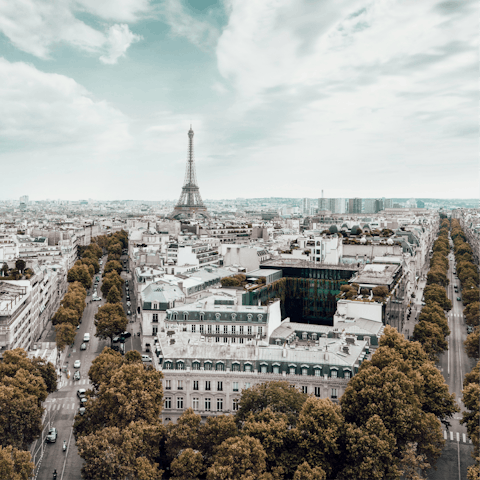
[[199, 312, 205, 321], [244, 363, 252, 372], [344, 369, 351, 379], [204, 361, 212, 371], [176, 361, 184, 370], [216, 362, 225, 371], [172, 311, 178, 321], [164, 361, 172, 370], [192, 361, 200, 370], [232, 362, 240, 372], [183, 312, 188, 321]]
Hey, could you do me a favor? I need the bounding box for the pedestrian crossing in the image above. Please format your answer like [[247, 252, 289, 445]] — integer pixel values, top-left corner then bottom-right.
[[443, 430, 472, 444], [45, 402, 78, 411], [58, 378, 90, 389]]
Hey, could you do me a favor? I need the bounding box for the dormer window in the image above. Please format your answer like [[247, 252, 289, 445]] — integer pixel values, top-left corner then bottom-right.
[[247, 314, 253, 321], [231, 313, 237, 321], [215, 313, 221, 320], [257, 314, 263, 322], [153, 302, 158, 310]]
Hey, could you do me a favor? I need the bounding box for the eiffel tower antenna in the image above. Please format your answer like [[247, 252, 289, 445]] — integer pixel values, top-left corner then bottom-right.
[[170, 126, 209, 219]]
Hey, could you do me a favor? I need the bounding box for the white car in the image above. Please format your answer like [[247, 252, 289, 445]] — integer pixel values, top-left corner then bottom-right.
[[74, 360, 81, 368], [126, 301, 131, 307]]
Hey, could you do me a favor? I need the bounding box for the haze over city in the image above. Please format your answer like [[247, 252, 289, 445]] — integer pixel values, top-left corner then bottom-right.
[[0, 0, 477, 201]]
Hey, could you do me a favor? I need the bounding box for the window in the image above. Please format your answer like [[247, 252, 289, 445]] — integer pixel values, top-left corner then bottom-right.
[[164, 397, 171, 409], [199, 325, 204, 334], [240, 337, 244, 344], [231, 313, 237, 321], [289, 367, 296, 375], [215, 325, 220, 334], [258, 326, 263, 336], [233, 382, 239, 392], [233, 398, 239, 411], [164, 362, 172, 370], [193, 380, 199, 391], [216, 363, 225, 371], [331, 370, 338, 378], [207, 325, 212, 334], [191, 324, 196, 333], [247, 326, 252, 335], [205, 381, 211, 391], [153, 313, 158, 322], [223, 337, 228, 343], [232, 363, 240, 372], [244, 364, 252, 372], [301, 386, 308, 394], [260, 365, 267, 373], [205, 398, 211, 411], [165, 380, 171, 390], [302, 367, 308, 376], [204, 362, 212, 370], [217, 398, 223, 411], [152, 326, 158, 335], [344, 371, 351, 379], [247, 314, 253, 321], [331, 389, 338, 399], [192, 397, 199, 410], [215, 337, 220, 343], [314, 368, 322, 377], [223, 325, 228, 334], [273, 365, 280, 374], [314, 387, 321, 397], [257, 314, 263, 322], [239, 326, 244, 334], [177, 380, 183, 390], [193, 362, 200, 370], [177, 397, 184, 409], [232, 337, 236, 343], [176, 362, 184, 370], [231, 325, 236, 334], [217, 381, 223, 391]]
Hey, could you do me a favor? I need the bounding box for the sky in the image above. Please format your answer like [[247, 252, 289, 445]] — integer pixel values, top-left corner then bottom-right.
[[0, 0, 477, 201]]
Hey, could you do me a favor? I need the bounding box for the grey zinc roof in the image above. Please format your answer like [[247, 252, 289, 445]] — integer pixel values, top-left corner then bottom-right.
[[141, 281, 185, 304]]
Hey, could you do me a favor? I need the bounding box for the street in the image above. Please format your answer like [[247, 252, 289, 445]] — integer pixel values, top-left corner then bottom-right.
[[34, 253, 144, 479], [427, 245, 476, 479]]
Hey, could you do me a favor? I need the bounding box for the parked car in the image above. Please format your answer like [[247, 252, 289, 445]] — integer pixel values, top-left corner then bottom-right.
[[80, 343, 86, 350], [74, 371, 81, 381], [74, 360, 81, 368], [141, 355, 152, 362], [126, 295, 130, 301], [457, 297, 461, 301], [127, 310, 131, 316], [121, 332, 132, 339], [80, 397, 87, 407], [126, 301, 131, 307], [46, 427, 57, 443], [112, 336, 120, 343], [77, 389, 86, 399], [467, 326, 473, 334], [84, 333, 90, 342], [93, 296, 101, 301], [78, 406, 86, 416]]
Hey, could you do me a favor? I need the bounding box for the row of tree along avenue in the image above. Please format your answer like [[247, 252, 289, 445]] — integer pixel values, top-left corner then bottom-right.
[[450, 218, 479, 480], [412, 218, 451, 361], [0, 349, 57, 478], [71, 326, 456, 480]]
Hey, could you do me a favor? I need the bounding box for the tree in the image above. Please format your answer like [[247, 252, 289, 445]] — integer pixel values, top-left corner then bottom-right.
[[464, 302, 480, 326], [235, 381, 308, 427], [338, 415, 398, 480], [61, 292, 85, 318], [1, 368, 48, 404], [125, 350, 142, 363], [464, 330, 480, 359], [206, 436, 267, 480], [106, 285, 122, 304], [296, 397, 343, 478], [463, 362, 480, 389], [94, 303, 128, 344], [14, 260, 26, 273], [101, 271, 124, 298], [220, 277, 241, 287], [30, 357, 57, 393], [0, 384, 43, 450], [67, 264, 92, 289], [423, 284, 452, 311], [77, 421, 164, 480], [165, 409, 202, 461], [52, 306, 79, 326], [0, 445, 35, 480], [55, 323, 76, 351], [104, 260, 123, 276], [412, 321, 448, 362], [418, 304, 450, 337], [88, 348, 125, 390], [198, 415, 238, 462], [427, 268, 449, 287], [372, 285, 388, 298], [293, 461, 326, 480], [462, 287, 480, 306], [170, 448, 204, 480], [329, 225, 338, 234]]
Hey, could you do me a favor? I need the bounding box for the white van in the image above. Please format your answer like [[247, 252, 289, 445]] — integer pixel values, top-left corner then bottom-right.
[[141, 355, 152, 362], [83, 333, 90, 342]]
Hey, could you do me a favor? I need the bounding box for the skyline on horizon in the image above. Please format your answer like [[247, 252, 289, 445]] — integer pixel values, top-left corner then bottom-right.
[[0, 0, 477, 201]]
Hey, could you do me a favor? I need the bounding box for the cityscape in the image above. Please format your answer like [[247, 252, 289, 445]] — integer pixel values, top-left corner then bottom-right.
[[0, 1, 478, 480]]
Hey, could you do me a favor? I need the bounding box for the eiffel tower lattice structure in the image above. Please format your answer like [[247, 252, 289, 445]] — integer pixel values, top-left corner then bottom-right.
[[170, 126, 209, 219]]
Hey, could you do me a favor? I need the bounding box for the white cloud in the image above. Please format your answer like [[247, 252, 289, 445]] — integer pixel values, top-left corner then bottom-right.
[[0, 57, 132, 152], [74, 0, 152, 22], [0, 0, 141, 63], [99, 24, 142, 64]]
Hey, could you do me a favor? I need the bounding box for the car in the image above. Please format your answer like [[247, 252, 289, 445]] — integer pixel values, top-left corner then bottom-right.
[[127, 270, 130, 273], [421, 302, 426, 306], [77, 389, 86, 399], [127, 310, 131, 316], [93, 296, 101, 301], [467, 326, 473, 333], [125, 280, 129, 285], [74, 371, 81, 381], [80, 397, 88, 407], [141, 355, 152, 362], [112, 336, 120, 343], [84, 333, 90, 342], [457, 297, 461, 301], [126, 301, 131, 307], [74, 360, 81, 368], [111, 345, 121, 352], [126, 296, 130, 301], [78, 406, 86, 416], [80, 343, 86, 350], [121, 332, 132, 339], [76, 325, 80, 330], [46, 427, 57, 443]]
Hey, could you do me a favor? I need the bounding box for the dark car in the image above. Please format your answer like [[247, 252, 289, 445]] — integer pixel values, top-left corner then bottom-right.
[[457, 297, 461, 301], [46, 427, 57, 443], [121, 332, 132, 339]]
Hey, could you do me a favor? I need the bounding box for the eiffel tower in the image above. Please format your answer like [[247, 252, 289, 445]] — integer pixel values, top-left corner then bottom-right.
[[170, 126, 209, 219]]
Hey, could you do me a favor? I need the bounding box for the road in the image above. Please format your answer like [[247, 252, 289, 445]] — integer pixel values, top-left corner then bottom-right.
[[427, 242, 476, 480], [35, 252, 144, 479]]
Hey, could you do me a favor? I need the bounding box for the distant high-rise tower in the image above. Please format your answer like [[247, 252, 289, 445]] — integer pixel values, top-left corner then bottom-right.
[[170, 127, 209, 219]]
